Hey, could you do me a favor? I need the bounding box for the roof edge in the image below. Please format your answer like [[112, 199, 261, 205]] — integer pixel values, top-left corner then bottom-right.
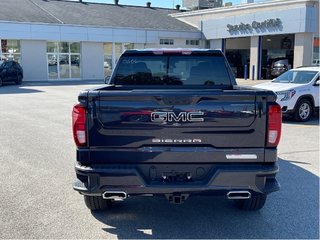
[[0, 20, 200, 33], [42, 0, 179, 11], [171, 0, 318, 17]]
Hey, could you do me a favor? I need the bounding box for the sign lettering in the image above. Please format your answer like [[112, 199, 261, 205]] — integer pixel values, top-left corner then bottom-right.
[[227, 18, 282, 32]]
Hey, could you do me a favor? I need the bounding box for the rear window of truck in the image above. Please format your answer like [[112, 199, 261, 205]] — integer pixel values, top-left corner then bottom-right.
[[112, 55, 233, 86]]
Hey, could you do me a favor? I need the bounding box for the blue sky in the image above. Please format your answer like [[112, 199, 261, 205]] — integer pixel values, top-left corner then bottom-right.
[[71, 0, 266, 8]]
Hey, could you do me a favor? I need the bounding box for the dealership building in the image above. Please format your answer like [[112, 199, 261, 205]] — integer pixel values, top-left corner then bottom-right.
[[0, 0, 318, 81], [174, 0, 319, 79]]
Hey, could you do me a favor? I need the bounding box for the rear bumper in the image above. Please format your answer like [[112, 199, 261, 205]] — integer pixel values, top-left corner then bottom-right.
[[73, 161, 280, 196]]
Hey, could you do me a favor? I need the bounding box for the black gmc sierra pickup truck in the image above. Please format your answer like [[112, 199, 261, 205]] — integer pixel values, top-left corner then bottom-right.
[[73, 49, 282, 211]]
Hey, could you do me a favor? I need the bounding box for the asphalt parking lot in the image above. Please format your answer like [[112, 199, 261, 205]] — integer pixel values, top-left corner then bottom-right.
[[0, 81, 319, 239]]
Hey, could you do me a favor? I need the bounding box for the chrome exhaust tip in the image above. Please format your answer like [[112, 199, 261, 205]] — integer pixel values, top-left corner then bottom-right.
[[227, 191, 251, 200], [102, 191, 127, 200]]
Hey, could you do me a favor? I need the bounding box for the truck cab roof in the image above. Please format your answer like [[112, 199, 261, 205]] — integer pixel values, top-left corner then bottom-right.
[[123, 48, 224, 56]]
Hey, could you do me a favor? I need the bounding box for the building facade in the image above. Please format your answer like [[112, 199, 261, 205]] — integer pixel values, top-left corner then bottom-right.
[[0, 0, 318, 82], [173, 0, 319, 80], [0, 0, 201, 81]]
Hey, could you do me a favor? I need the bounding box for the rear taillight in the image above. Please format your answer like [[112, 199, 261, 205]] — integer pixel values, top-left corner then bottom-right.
[[267, 104, 282, 147], [72, 103, 87, 147]]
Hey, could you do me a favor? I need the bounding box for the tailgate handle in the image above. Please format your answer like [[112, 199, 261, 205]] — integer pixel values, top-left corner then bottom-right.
[[258, 102, 263, 118], [154, 96, 198, 105]]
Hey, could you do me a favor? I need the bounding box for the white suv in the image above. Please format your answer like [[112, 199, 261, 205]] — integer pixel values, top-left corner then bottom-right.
[[254, 66, 319, 121]]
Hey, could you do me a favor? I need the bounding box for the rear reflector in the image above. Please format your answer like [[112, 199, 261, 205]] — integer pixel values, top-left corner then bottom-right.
[[72, 103, 87, 147], [267, 104, 282, 147]]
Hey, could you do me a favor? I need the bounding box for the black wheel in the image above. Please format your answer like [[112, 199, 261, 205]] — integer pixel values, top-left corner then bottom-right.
[[15, 75, 22, 85], [234, 194, 267, 211], [84, 195, 110, 211], [294, 99, 313, 122]]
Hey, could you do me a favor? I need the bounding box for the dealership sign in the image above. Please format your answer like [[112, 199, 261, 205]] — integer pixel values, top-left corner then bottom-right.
[[227, 18, 282, 32]]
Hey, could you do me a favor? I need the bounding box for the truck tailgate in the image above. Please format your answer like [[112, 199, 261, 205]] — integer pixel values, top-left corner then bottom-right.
[[86, 89, 268, 163]]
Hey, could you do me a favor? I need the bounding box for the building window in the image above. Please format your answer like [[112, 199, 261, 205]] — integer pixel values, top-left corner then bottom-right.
[[103, 42, 135, 77], [124, 43, 134, 50], [47, 41, 81, 79], [186, 40, 199, 46], [103, 43, 113, 77], [205, 40, 210, 49], [160, 39, 174, 45], [0, 39, 21, 63], [115, 43, 122, 64]]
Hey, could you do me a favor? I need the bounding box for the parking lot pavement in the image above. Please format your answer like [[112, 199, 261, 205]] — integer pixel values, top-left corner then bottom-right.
[[0, 82, 319, 239], [236, 78, 272, 86]]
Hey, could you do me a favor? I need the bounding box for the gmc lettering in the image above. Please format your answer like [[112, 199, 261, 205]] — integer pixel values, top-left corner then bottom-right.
[[151, 111, 204, 122]]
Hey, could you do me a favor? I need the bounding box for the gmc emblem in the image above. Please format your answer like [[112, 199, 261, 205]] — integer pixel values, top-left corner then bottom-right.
[[151, 111, 204, 122]]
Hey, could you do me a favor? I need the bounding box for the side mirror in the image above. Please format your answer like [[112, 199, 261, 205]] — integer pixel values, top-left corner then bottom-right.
[[104, 76, 110, 84], [314, 79, 320, 86]]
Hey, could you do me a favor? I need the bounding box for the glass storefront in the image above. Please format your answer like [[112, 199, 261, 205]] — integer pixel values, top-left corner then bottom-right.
[[47, 41, 81, 79], [103, 42, 134, 77], [124, 43, 134, 51], [225, 37, 250, 78], [103, 43, 113, 77], [115, 43, 122, 64], [261, 34, 294, 79], [0, 39, 21, 63]]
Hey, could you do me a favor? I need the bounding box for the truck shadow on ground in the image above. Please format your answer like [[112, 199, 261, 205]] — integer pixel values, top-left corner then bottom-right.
[[0, 83, 44, 94], [91, 159, 319, 239], [22, 80, 104, 86], [0, 80, 104, 94]]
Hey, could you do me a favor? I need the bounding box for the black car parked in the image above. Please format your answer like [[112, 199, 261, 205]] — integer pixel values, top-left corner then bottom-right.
[[0, 60, 23, 86], [270, 58, 292, 78]]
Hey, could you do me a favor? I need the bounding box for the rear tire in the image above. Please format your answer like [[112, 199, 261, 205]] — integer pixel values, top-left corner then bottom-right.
[[15, 75, 22, 85], [84, 195, 110, 211], [294, 99, 313, 122], [234, 193, 267, 211]]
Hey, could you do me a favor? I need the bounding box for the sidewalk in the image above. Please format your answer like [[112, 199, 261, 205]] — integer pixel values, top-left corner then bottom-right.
[[236, 78, 272, 86]]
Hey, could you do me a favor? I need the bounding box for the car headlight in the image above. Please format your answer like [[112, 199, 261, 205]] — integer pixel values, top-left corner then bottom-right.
[[275, 89, 296, 101]]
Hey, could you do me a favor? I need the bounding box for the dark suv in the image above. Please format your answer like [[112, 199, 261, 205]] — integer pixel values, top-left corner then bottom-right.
[[270, 58, 291, 78], [0, 60, 23, 86]]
